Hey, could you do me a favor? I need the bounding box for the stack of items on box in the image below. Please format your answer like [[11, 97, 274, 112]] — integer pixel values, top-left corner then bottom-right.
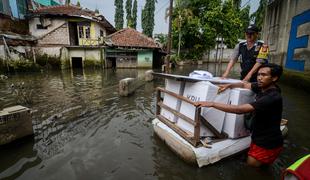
[[160, 77, 255, 141]]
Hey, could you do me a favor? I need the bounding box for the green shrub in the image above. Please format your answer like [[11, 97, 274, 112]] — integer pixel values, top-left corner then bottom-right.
[[8, 60, 41, 72], [36, 54, 61, 69]]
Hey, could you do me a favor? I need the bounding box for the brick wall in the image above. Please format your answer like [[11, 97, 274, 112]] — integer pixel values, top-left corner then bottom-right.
[[38, 24, 69, 45]]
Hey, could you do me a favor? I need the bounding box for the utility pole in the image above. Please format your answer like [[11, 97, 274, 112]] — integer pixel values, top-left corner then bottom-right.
[[165, 0, 173, 73]]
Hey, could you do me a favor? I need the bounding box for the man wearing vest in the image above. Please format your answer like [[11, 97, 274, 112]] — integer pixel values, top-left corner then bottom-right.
[[222, 24, 268, 82]]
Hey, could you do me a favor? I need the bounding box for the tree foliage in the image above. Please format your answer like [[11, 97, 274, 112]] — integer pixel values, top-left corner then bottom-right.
[[126, 0, 132, 27], [238, 5, 250, 37], [132, 0, 138, 29], [142, 0, 157, 37], [251, 0, 268, 31], [65, 0, 70, 5], [76, 0, 80, 7], [114, 0, 124, 30], [172, 0, 242, 60]]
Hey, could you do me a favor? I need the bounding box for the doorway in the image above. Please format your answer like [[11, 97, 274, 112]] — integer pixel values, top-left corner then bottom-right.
[[68, 22, 79, 46], [71, 57, 83, 69]]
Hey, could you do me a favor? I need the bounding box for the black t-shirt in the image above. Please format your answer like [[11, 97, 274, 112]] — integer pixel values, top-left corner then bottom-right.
[[249, 83, 283, 149]]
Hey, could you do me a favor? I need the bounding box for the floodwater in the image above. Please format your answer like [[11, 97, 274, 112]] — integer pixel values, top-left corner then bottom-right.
[[0, 65, 309, 180]]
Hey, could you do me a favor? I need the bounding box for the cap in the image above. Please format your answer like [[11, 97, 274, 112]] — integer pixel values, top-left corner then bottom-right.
[[245, 24, 260, 33]]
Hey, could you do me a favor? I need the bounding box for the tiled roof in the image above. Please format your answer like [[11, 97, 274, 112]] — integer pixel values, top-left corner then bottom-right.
[[32, 5, 95, 17], [30, 5, 116, 33], [106, 28, 159, 49]]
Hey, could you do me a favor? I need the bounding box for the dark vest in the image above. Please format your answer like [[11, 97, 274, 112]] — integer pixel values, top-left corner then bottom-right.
[[239, 41, 263, 82]]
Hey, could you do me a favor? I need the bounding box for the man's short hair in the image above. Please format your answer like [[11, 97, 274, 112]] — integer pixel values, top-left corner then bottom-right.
[[259, 63, 283, 80]]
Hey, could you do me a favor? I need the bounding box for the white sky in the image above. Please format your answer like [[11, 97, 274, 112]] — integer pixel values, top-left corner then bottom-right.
[[70, 0, 260, 35]]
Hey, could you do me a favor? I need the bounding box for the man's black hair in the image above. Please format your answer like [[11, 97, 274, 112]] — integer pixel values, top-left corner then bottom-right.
[[259, 63, 283, 80]]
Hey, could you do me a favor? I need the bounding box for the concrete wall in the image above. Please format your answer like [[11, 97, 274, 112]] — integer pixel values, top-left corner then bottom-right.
[[137, 50, 153, 68], [67, 47, 103, 68], [262, 0, 310, 72], [203, 49, 235, 62], [35, 47, 62, 56]]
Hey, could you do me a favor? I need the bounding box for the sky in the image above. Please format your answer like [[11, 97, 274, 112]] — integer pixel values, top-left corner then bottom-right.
[[70, 0, 260, 35]]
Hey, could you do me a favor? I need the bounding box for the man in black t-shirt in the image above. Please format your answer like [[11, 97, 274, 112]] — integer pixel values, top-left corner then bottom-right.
[[195, 63, 283, 167]]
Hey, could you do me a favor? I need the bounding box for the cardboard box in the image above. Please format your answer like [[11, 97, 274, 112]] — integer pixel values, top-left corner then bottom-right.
[[160, 79, 184, 122], [176, 81, 230, 137], [223, 88, 255, 138]]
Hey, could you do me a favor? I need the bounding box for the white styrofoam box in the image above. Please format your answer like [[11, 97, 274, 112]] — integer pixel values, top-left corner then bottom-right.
[[160, 79, 184, 122], [176, 81, 230, 137], [223, 88, 255, 138]]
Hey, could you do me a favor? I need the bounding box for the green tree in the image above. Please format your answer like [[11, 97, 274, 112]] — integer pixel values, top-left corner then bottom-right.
[[126, 0, 132, 27], [76, 0, 80, 7], [142, 0, 157, 37], [114, 0, 124, 30], [95, 8, 99, 14], [65, 0, 70, 5], [251, 0, 268, 30], [238, 5, 250, 38], [132, 0, 138, 29], [171, 0, 242, 60], [233, 0, 241, 10]]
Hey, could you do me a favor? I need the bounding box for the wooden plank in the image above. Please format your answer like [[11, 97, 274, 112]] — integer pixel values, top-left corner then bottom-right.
[[156, 87, 196, 106], [156, 89, 161, 116], [157, 101, 196, 126], [200, 116, 227, 139], [157, 115, 199, 147], [194, 108, 201, 145]]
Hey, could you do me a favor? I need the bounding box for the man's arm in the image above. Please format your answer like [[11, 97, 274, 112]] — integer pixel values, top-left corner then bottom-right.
[[222, 43, 239, 78], [194, 101, 255, 114], [218, 81, 252, 93], [243, 44, 269, 82], [242, 62, 262, 82]]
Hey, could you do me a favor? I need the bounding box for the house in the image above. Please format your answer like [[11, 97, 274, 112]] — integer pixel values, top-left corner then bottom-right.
[[262, 0, 310, 72], [105, 28, 164, 69], [0, 0, 36, 62], [28, 5, 116, 69]]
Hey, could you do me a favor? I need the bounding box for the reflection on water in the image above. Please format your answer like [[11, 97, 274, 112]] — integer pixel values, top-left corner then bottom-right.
[[0, 65, 309, 180]]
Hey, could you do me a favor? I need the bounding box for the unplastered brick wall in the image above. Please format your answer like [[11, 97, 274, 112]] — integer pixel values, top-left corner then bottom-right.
[[38, 25, 69, 45]]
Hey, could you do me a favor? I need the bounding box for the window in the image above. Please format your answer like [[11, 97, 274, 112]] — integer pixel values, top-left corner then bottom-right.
[[78, 26, 84, 38], [85, 26, 90, 39], [36, 24, 47, 29], [100, 30, 104, 37]]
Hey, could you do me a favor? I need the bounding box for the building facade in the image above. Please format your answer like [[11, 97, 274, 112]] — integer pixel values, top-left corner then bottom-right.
[[28, 5, 116, 69], [105, 28, 163, 69], [262, 0, 310, 72]]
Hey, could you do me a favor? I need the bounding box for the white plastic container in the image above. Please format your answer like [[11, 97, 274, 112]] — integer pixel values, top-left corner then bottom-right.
[[160, 79, 184, 122], [176, 81, 230, 137], [223, 88, 255, 138]]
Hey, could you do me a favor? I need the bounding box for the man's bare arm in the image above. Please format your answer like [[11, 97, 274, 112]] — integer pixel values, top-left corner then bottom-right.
[[194, 102, 255, 114], [243, 62, 262, 82], [218, 81, 252, 93]]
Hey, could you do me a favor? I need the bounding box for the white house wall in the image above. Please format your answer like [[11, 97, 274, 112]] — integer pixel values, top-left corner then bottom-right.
[[29, 18, 67, 39]]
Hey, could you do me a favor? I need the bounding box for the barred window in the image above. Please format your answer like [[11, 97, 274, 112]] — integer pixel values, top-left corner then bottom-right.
[[85, 26, 90, 39], [78, 26, 84, 38]]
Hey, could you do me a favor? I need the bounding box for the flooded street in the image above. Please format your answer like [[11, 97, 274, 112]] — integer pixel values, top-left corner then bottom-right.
[[0, 65, 309, 180]]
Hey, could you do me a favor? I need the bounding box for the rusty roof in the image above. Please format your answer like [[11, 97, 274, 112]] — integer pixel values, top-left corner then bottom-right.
[[30, 5, 116, 33], [106, 28, 159, 49]]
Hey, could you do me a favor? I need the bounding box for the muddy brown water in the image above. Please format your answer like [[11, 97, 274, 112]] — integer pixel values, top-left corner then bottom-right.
[[0, 65, 309, 180]]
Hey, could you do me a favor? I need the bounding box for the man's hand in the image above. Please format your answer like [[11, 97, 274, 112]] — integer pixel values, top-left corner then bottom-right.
[[194, 101, 214, 107], [218, 84, 231, 94]]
